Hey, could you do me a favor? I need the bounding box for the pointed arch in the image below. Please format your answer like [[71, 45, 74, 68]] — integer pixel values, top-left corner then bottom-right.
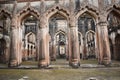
[[86, 30, 95, 35], [25, 32, 36, 43], [55, 30, 66, 37], [25, 32, 35, 38], [106, 3, 120, 14], [0, 9, 12, 19], [78, 31, 83, 37], [85, 30, 95, 38], [17, 5, 40, 23], [78, 31, 83, 40], [106, 5, 120, 19], [76, 6, 99, 22], [45, 5, 70, 21]]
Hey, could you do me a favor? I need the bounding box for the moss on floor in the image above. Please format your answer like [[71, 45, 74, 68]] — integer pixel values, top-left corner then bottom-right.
[[0, 68, 120, 80]]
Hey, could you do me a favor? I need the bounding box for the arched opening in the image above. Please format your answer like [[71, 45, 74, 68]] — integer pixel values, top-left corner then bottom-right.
[[49, 13, 68, 66], [55, 32, 66, 59], [0, 39, 6, 63], [115, 34, 120, 61], [86, 31, 96, 59], [0, 10, 11, 65], [78, 12, 97, 64], [23, 32, 36, 61], [20, 14, 39, 66], [107, 9, 120, 61]]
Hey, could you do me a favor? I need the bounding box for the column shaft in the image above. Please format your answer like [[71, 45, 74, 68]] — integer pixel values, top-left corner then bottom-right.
[[97, 22, 111, 66], [38, 27, 50, 68], [69, 27, 80, 68], [9, 28, 19, 67]]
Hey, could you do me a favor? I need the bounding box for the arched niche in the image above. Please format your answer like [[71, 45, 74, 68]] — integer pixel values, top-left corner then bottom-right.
[[23, 32, 36, 61], [107, 9, 120, 61], [55, 31, 66, 58], [0, 10, 11, 64], [86, 30, 96, 58], [19, 13, 39, 64], [0, 38, 6, 63], [0, 10, 11, 35], [77, 12, 96, 60], [48, 11, 68, 63], [115, 34, 120, 60]]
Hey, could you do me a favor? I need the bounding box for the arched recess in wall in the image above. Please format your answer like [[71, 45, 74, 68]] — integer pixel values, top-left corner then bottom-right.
[[0, 9, 11, 63], [115, 34, 120, 61], [46, 5, 70, 22], [76, 7, 98, 60], [46, 5, 70, 61], [107, 6, 120, 61], [55, 30, 66, 58], [17, 6, 40, 63]]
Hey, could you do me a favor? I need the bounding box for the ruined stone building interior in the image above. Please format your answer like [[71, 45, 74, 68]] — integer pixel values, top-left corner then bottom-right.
[[0, 0, 120, 68]]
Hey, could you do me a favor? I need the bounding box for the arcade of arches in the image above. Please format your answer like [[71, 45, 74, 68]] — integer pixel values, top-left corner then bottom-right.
[[0, 0, 120, 68]]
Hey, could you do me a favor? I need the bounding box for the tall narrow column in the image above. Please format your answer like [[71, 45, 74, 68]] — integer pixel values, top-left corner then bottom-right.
[[9, 1, 20, 67], [69, 25, 80, 68], [68, 0, 80, 68], [38, 0, 49, 68], [97, 21, 111, 66], [38, 27, 50, 68]]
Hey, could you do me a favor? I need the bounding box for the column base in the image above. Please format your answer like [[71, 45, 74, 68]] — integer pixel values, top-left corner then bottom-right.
[[8, 60, 18, 67], [103, 58, 111, 67], [69, 59, 80, 68], [66, 56, 69, 61], [38, 60, 49, 68], [50, 57, 56, 61]]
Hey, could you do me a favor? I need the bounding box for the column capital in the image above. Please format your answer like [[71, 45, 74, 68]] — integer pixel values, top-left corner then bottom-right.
[[97, 21, 108, 27], [11, 16, 18, 29], [40, 15, 47, 28], [69, 15, 76, 27]]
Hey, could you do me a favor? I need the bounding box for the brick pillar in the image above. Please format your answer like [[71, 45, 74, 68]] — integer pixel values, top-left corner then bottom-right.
[[97, 22, 111, 66]]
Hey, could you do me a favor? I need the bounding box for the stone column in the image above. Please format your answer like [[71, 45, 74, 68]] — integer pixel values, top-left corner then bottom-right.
[[69, 27, 80, 68], [9, 16, 19, 67], [38, 14, 50, 68], [9, 1, 20, 67], [69, 16, 80, 68], [97, 21, 111, 66], [68, 0, 80, 68], [38, 27, 50, 68]]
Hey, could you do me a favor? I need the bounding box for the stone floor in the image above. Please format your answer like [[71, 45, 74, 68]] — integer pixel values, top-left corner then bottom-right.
[[0, 59, 120, 69], [0, 67, 120, 80], [0, 59, 120, 80]]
